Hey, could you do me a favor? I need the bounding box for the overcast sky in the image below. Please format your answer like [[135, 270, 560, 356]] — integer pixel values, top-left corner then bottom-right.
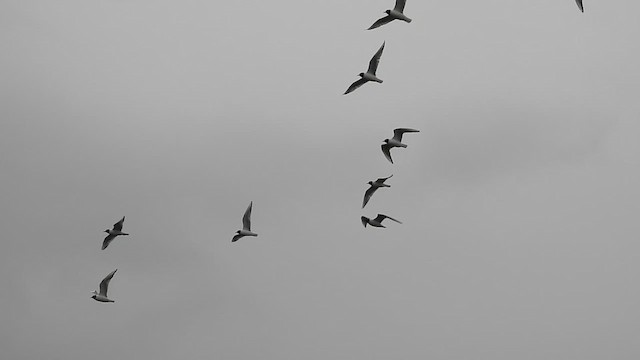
[[2, 1, 640, 359]]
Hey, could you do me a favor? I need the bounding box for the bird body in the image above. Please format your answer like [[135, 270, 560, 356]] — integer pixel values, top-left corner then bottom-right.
[[368, 0, 412, 30], [102, 216, 128, 250], [232, 202, 257, 242], [381, 128, 419, 164], [361, 214, 402, 228], [363, 175, 393, 208], [91, 269, 117, 303], [344, 42, 385, 95]]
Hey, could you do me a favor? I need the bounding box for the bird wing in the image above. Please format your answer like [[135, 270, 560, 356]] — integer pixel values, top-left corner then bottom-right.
[[367, 42, 385, 75], [367, 15, 393, 30], [344, 78, 368, 95], [102, 234, 116, 250], [394, 0, 406, 12], [360, 216, 369, 228], [113, 216, 125, 232], [392, 127, 419, 142], [362, 186, 378, 208], [575, 0, 583, 12], [99, 269, 117, 296], [232, 234, 244, 242], [375, 214, 402, 224], [242, 202, 252, 231], [376, 174, 393, 183], [381, 144, 394, 164]]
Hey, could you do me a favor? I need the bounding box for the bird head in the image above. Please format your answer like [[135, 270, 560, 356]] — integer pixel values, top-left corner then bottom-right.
[[383, 139, 390, 144], [358, 72, 365, 77], [104, 229, 110, 233], [360, 216, 369, 228], [385, 9, 391, 14], [367, 181, 373, 185], [90, 290, 98, 298]]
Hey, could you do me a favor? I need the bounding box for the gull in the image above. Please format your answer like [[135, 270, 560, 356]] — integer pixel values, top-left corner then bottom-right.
[[368, 0, 412, 30], [232, 202, 257, 242], [381, 128, 420, 164], [102, 216, 128, 250], [362, 175, 393, 208], [91, 269, 117, 303], [344, 42, 385, 95], [361, 214, 402, 228], [575, 0, 583, 12]]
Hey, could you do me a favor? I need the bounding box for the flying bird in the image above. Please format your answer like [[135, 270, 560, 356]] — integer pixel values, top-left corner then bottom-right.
[[575, 0, 583, 12], [232, 202, 258, 242], [381, 128, 420, 164], [368, 0, 412, 30], [361, 214, 402, 228], [91, 269, 117, 303], [102, 216, 128, 250], [362, 175, 393, 208], [344, 42, 385, 95]]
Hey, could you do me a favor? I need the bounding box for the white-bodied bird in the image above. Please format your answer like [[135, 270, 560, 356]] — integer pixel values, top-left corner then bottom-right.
[[91, 269, 117, 303], [363, 175, 393, 208], [381, 128, 420, 164], [361, 214, 402, 228], [368, 0, 412, 30], [232, 202, 258, 242], [344, 42, 385, 95], [102, 216, 128, 250], [575, 0, 583, 12]]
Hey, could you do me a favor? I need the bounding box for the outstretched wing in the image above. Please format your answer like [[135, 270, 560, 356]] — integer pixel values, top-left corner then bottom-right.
[[102, 234, 116, 250], [113, 216, 125, 232], [242, 202, 252, 231], [392, 128, 419, 142], [367, 15, 393, 30], [362, 186, 377, 208], [376, 174, 393, 183], [575, 0, 583, 12], [381, 144, 394, 164], [394, 0, 407, 12], [232, 234, 244, 242], [367, 42, 385, 75], [375, 214, 402, 224], [344, 78, 368, 95], [99, 269, 117, 296]]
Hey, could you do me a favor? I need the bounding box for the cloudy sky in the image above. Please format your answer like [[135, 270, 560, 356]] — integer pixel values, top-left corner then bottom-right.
[[2, 0, 640, 359]]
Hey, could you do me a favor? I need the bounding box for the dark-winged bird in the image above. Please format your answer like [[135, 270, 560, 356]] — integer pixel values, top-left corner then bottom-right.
[[362, 175, 393, 208], [575, 0, 583, 12], [91, 269, 117, 303], [102, 216, 128, 250], [381, 128, 420, 164], [232, 202, 258, 242], [344, 42, 385, 95], [368, 0, 412, 30], [361, 214, 402, 228]]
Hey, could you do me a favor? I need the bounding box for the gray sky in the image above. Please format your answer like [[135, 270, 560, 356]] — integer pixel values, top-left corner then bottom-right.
[[2, 0, 640, 359]]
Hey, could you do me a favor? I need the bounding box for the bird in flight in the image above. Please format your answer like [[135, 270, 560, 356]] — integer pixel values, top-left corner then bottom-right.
[[361, 214, 402, 228], [363, 175, 393, 208], [91, 269, 118, 303], [381, 128, 420, 164], [232, 202, 258, 242], [102, 216, 128, 250], [344, 42, 386, 95], [575, 0, 583, 12], [368, 0, 412, 30]]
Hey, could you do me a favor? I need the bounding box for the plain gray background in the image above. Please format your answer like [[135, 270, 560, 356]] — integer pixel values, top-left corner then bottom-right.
[[1, 1, 640, 359]]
